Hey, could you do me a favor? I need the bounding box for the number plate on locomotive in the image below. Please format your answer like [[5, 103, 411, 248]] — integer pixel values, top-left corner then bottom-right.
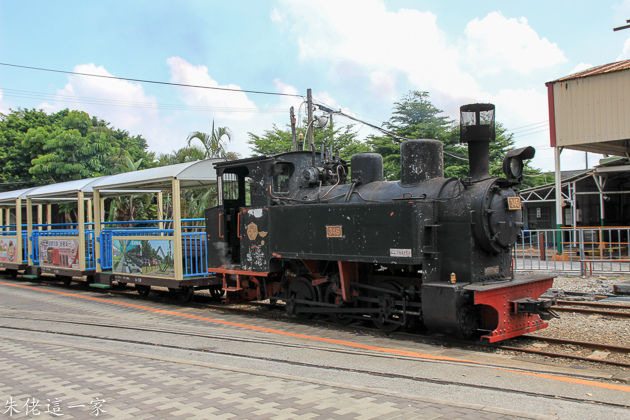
[[507, 196, 522, 210], [326, 226, 343, 238]]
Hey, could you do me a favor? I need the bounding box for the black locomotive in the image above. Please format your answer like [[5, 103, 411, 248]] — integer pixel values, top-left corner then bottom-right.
[[205, 104, 555, 342]]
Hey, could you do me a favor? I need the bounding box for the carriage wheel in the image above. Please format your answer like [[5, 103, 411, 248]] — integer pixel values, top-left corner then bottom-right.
[[210, 286, 224, 299], [136, 285, 151, 298], [176, 286, 194, 303]]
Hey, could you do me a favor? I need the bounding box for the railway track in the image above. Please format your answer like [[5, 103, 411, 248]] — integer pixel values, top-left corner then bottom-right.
[[0, 315, 628, 410], [498, 335, 630, 369], [552, 300, 630, 318], [4, 276, 630, 371]]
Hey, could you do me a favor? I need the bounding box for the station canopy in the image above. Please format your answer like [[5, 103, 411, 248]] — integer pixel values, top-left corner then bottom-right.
[[25, 177, 108, 203], [546, 59, 630, 156], [90, 159, 224, 195], [0, 187, 41, 206]]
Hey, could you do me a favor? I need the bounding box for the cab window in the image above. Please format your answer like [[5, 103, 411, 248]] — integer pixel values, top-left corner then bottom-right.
[[272, 163, 293, 193]]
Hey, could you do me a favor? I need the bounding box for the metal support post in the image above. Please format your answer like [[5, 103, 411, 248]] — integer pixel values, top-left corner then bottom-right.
[[78, 191, 86, 271], [554, 147, 563, 254]]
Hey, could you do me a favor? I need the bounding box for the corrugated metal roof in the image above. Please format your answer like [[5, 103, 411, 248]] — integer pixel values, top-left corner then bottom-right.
[[548, 59, 630, 84], [26, 177, 108, 202], [92, 159, 224, 193], [0, 187, 41, 205]]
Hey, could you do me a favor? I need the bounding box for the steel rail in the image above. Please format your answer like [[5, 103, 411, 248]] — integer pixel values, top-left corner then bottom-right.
[[5, 276, 630, 370], [1, 317, 628, 409], [555, 300, 630, 310], [550, 306, 630, 318]]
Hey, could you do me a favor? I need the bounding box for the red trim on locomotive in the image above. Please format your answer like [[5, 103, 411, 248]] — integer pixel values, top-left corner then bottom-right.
[[474, 277, 554, 343], [207, 266, 270, 277]]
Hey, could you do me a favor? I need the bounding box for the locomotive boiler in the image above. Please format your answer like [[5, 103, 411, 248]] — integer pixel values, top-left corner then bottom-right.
[[205, 103, 556, 342]]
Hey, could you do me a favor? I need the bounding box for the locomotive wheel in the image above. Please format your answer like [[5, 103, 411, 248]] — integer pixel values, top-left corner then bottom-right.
[[287, 276, 320, 319], [117, 281, 128, 288], [324, 283, 356, 325], [210, 286, 224, 298], [61, 276, 72, 286], [457, 305, 480, 340], [372, 281, 405, 332], [136, 285, 151, 298], [176, 286, 194, 303]]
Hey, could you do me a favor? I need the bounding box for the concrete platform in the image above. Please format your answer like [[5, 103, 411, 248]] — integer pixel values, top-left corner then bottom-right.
[[0, 278, 629, 419]]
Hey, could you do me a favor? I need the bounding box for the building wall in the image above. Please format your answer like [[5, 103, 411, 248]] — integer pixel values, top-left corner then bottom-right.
[[553, 69, 630, 147]]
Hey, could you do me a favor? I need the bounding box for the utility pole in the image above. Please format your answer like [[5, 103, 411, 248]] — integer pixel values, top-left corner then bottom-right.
[[613, 19, 630, 31], [307, 88, 314, 151], [290, 106, 297, 151]]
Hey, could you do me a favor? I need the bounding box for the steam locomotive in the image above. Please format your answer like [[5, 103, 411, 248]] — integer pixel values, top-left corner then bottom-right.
[[205, 104, 556, 342]]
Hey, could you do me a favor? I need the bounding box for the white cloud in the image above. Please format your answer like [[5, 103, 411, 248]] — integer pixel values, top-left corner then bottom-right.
[[166, 57, 275, 156], [617, 37, 630, 60], [568, 62, 594, 74], [0, 89, 7, 115], [273, 2, 565, 106], [167, 57, 258, 122], [463, 12, 567, 76], [269, 6, 285, 25], [41, 63, 171, 151], [273, 1, 568, 170]]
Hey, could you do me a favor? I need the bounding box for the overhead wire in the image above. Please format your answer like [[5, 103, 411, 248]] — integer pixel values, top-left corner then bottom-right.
[[0, 62, 304, 98], [1, 62, 557, 178], [1, 88, 287, 114]]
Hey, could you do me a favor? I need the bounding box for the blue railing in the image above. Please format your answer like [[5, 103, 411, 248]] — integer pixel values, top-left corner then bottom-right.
[[98, 218, 207, 278], [183, 231, 207, 277], [99, 229, 174, 271]]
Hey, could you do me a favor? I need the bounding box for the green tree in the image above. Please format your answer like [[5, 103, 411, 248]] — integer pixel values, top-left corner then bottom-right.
[[0, 108, 64, 190], [107, 156, 157, 222], [368, 91, 465, 180], [370, 90, 544, 184], [247, 120, 370, 162], [29, 111, 118, 182], [157, 146, 206, 166], [0, 108, 154, 187], [186, 120, 235, 159]]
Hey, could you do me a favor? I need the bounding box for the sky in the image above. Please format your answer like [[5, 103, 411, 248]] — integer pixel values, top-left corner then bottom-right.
[[2, 1, 630, 172]]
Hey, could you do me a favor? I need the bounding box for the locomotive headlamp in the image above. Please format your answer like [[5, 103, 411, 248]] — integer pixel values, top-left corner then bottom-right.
[[502, 146, 535, 182]]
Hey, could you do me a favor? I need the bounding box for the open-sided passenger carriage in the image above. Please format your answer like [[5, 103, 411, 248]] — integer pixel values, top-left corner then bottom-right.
[[90, 159, 225, 301]]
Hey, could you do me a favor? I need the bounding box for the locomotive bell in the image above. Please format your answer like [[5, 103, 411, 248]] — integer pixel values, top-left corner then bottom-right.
[[460, 103, 495, 181]]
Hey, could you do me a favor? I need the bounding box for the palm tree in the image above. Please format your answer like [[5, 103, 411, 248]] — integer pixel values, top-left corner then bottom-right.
[[186, 120, 234, 159]]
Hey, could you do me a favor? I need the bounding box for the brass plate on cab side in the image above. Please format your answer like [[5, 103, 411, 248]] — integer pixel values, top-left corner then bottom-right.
[[326, 225, 343, 238]]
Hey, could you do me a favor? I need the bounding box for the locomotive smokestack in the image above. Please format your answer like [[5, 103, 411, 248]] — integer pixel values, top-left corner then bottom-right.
[[460, 103, 495, 180]]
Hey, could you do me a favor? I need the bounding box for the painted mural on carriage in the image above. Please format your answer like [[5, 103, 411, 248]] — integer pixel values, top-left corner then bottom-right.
[[0, 239, 17, 263], [112, 238, 175, 278], [39, 238, 80, 269]]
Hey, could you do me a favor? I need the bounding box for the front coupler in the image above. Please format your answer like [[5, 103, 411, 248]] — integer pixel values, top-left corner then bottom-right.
[[466, 275, 555, 342]]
